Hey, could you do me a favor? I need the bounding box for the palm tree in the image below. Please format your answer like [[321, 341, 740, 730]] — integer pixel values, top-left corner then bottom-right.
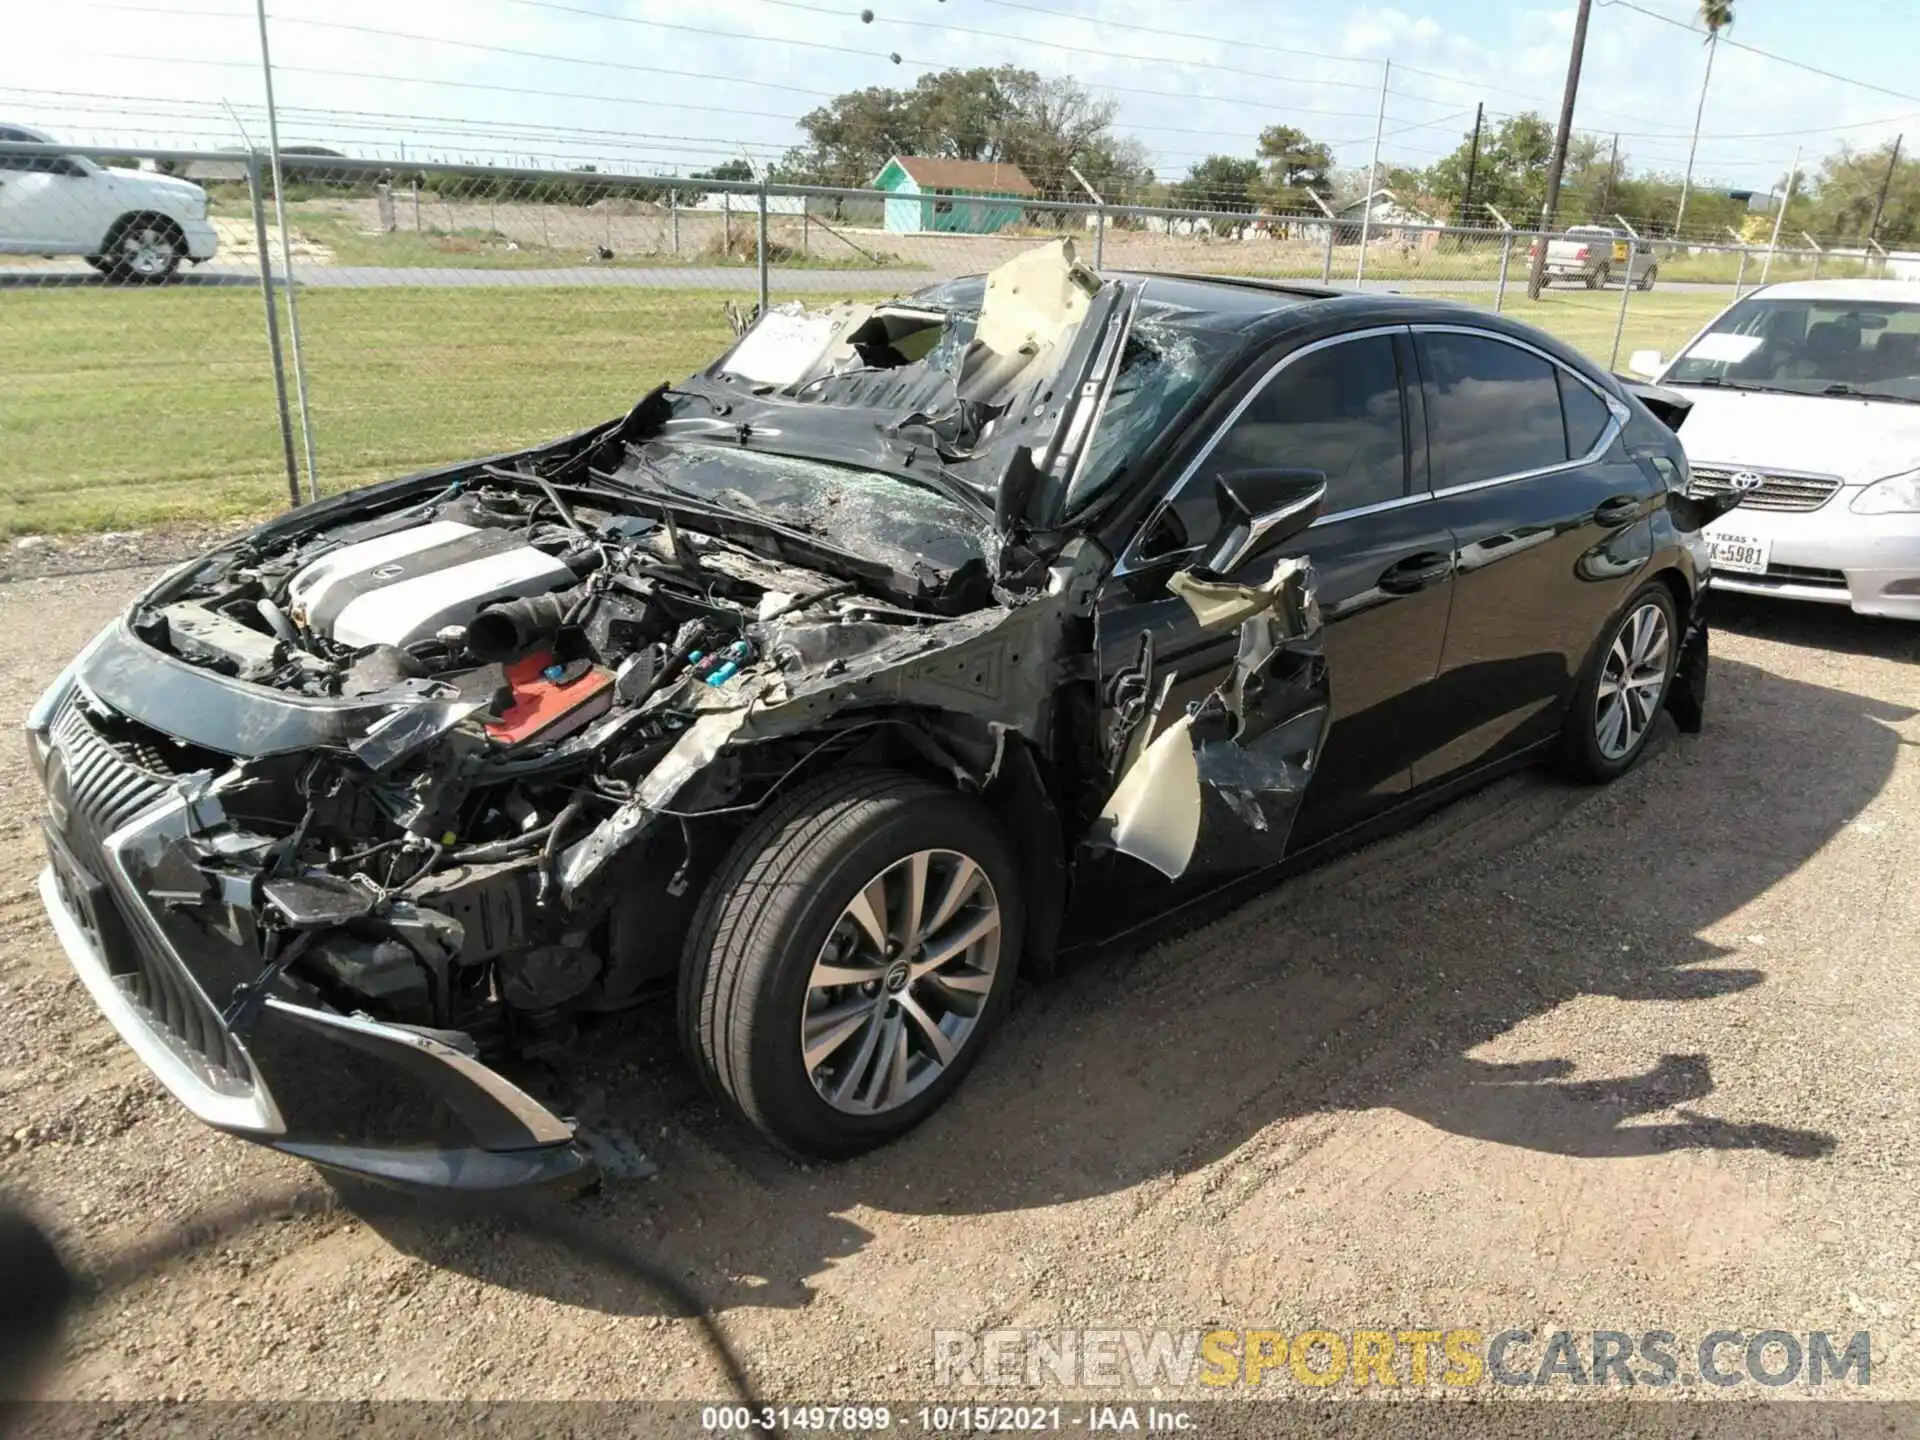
[[1676, 2, 1734, 235]]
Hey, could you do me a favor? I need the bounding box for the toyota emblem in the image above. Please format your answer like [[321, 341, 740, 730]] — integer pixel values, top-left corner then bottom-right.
[[44, 749, 72, 833], [1729, 470, 1766, 492]]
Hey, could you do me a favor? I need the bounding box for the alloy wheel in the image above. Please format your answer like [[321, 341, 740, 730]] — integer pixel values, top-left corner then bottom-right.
[[120, 225, 175, 278], [1594, 601, 1671, 761], [800, 847, 1002, 1115]]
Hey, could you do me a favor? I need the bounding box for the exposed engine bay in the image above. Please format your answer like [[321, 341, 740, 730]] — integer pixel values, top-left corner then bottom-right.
[[121, 452, 1029, 1047]]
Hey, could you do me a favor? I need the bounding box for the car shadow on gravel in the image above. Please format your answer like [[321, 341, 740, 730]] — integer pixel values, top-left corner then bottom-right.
[[350, 650, 1908, 1318]]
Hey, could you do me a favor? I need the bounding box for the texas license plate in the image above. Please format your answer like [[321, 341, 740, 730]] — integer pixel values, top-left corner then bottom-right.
[[1707, 532, 1770, 575]]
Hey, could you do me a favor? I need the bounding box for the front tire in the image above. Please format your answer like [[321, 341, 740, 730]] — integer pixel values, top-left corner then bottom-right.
[[679, 769, 1022, 1159], [103, 215, 184, 283], [1560, 582, 1680, 782], [1637, 263, 1659, 291]]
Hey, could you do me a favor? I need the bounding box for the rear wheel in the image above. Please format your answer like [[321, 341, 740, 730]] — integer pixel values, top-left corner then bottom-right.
[[1585, 263, 1610, 290], [679, 769, 1021, 1159], [103, 215, 184, 283], [1560, 582, 1680, 782]]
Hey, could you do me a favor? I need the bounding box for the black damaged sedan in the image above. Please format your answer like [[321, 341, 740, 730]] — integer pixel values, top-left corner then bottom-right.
[[26, 243, 1737, 1190]]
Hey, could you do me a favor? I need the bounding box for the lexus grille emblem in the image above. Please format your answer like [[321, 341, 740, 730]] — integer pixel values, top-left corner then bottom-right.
[[44, 749, 71, 832], [1729, 470, 1766, 492]]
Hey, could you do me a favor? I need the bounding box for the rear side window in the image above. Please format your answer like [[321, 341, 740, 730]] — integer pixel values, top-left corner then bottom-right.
[[1421, 332, 1569, 484], [1559, 369, 1612, 456]]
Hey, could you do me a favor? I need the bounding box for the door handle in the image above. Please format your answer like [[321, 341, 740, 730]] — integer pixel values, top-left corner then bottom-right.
[[1377, 552, 1452, 594], [1593, 494, 1642, 526]]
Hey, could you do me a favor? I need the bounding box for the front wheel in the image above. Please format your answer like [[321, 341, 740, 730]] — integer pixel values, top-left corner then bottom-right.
[[1637, 263, 1659, 291], [104, 216, 184, 283], [1561, 582, 1681, 782], [679, 769, 1021, 1159]]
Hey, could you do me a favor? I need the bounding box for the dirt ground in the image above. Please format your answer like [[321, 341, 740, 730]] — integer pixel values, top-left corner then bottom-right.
[[3, 534, 1918, 1415]]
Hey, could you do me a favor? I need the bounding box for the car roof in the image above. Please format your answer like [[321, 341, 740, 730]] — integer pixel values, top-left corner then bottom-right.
[[0, 123, 54, 144], [1746, 279, 1920, 303]]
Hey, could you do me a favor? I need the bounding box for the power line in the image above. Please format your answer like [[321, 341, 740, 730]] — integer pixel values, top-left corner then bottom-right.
[[1599, 0, 1920, 106]]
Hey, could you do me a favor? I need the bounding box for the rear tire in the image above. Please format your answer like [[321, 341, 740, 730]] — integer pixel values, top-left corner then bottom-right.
[[102, 214, 184, 283], [679, 768, 1022, 1159], [1585, 264, 1610, 290], [1560, 581, 1681, 783]]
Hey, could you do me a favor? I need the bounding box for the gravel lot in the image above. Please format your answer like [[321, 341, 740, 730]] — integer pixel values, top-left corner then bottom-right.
[[3, 533, 1918, 1414]]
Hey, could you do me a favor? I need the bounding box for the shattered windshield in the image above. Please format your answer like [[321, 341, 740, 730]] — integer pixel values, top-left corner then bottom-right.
[[1666, 296, 1920, 400], [1065, 310, 1238, 515]]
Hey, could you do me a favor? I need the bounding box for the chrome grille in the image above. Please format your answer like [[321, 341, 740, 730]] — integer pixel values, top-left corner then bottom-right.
[[1690, 465, 1842, 513], [49, 696, 254, 1090]]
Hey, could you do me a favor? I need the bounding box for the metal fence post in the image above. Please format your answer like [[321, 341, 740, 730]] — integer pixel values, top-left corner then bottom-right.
[[671, 190, 680, 256], [246, 151, 301, 508], [724, 193, 733, 253], [412, 180, 421, 232], [756, 181, 770, 316], [1734, 247, 1749, 297], [1093, 204, 1105, 270], [1609, 240, 1636, 370], [1495, 232, 1514, 312], [1321, 220, 1336, 283]]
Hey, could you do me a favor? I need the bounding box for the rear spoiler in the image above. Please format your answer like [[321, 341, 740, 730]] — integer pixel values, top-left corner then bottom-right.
[[1616, 377, 1693, 433]]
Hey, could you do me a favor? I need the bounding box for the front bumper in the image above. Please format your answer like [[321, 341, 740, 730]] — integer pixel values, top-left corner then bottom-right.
[[30, 686, 594, 1193], [1704, 491, 1920, 620], [180, 217, 218, 262]]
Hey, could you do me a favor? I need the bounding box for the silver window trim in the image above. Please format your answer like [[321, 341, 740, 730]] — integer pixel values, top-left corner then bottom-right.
[[1413, 323, 1629, 499], [1116, 325, 1411, 574]]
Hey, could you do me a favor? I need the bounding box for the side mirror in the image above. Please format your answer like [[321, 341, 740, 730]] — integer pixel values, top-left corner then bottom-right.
[[1627, 349, 1665, 380], [1206, 467, 1326, 575]]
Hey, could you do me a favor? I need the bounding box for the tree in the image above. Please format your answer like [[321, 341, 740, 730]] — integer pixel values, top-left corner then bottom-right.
[[1171, 154, 1263, 213], [1425, 112, 1553, 221], [1805, 138, 1920, 246], [691, 160, 755, 183], [780, 65, 1121, 199], [1254, 125, 1333, 212]]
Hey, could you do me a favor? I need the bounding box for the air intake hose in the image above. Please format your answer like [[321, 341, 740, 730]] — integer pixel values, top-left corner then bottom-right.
[[466, 586, 584, 662]]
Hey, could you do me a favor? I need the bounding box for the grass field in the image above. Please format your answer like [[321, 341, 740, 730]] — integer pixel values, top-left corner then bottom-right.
[[0, 283, 1728, 539]]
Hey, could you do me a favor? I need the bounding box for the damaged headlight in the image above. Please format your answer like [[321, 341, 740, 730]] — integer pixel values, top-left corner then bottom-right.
[[1852, 470, 1920, 515]]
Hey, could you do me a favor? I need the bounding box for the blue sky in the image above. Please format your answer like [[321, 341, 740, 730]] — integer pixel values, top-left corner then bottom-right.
[[8, 0, 1919, 191]]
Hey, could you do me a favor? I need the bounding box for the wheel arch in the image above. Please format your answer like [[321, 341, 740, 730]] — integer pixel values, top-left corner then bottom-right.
[[99, 209, 185, 255]]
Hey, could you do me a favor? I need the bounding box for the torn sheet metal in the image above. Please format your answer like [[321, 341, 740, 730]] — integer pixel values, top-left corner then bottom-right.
[[977, 238, 1101, 361], [1167, 554, 1318, 632], [559, 709, 749, 899], [1093, 553, 1328, 879], [1096, 712, 1202, 879]]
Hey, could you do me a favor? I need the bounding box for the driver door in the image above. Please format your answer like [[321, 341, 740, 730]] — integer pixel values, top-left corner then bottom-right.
[[1071, 327, 1453, 933]]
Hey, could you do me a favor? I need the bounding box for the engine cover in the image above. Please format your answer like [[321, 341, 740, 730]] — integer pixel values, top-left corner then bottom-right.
[[287, 521, 574, 650]]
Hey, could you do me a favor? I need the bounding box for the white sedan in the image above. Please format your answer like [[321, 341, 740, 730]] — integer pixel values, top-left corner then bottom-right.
[[1631, 279, 1920, 621], [0, 123, 218, 281]]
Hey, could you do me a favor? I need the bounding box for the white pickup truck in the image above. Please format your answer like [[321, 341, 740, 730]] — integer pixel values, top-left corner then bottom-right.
[[0, 124, 218, 281], [1529, 225, 1658, 290]]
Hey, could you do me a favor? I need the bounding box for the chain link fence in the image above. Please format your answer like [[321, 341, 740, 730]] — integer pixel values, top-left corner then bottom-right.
[[3, 138, 1911, 540]]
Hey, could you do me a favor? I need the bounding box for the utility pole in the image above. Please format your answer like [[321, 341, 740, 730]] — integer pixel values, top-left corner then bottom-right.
[[1355, 58, 1390, 288], [1462, 102, 1484, 226], [1868, 133, 1904, 245], [253, 0, 318, 502], [1601, 132, 1620, 219], [1528, 0, 1594, 299], [1676, 31, 1718, 237], [1761, 144, 1801, 285]]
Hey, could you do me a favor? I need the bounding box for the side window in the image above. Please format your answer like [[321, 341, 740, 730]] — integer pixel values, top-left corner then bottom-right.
[[1558, 369, 1613, 457], [0, 128, 31, 172], [1422, 332, 1568, 484], [1138, 334, 1407, 558]]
